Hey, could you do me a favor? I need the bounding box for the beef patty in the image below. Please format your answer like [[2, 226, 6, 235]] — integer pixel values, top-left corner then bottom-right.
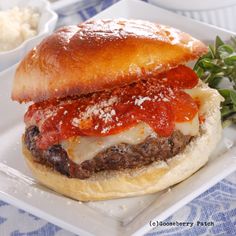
[[24, 125, 192, 179]]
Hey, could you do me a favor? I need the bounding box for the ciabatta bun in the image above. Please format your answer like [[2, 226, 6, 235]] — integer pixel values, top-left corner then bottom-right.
[[12, 19, 207, 103], [22, 84, 223, 201]]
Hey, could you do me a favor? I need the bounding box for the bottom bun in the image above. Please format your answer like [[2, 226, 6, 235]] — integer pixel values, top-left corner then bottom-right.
[[22, 86, 223, 201]]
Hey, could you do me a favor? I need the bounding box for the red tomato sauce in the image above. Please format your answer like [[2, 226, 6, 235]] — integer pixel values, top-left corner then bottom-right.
[[25, 65, 199, 149]]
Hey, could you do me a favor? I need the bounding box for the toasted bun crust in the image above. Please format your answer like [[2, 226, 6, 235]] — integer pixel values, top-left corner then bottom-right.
[[22, 84, 223, 201], [12, 19, 207, 103]]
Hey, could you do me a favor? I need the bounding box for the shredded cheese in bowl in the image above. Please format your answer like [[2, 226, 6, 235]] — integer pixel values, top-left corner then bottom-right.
[[0, 7, 40, 52]]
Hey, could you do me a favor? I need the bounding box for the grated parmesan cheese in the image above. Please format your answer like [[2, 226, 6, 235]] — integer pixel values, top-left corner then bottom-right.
[[71, 117, 80, 127], [0, 7, 40, 52], [134, 96, 151, 106]]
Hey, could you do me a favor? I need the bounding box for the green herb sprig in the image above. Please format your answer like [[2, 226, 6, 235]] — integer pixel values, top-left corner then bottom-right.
[[194, 36, 236, 127]]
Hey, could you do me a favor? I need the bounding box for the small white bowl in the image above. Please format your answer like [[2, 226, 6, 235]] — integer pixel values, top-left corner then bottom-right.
[[0, 0, 58, 72], [149, 0, 236, 32]]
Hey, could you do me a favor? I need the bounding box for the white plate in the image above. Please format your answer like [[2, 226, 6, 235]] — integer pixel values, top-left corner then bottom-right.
[[0, 0, 236, 236], [148, 0, 236, 11], [148, 0, 236, 32]]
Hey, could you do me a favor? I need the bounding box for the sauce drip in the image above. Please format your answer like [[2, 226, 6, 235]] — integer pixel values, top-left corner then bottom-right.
[[25, 65, 199, 149]]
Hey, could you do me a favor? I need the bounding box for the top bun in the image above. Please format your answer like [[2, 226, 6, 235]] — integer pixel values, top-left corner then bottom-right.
[[12, 19, 207, 103]]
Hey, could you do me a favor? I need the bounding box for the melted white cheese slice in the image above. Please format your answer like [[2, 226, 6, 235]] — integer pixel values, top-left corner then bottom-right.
[[61, 122, 156, 164], [61, 87, 214, 164], [175, 115, 199, 136], [185, 87, 217, 114], [62, 115, 199, 164]]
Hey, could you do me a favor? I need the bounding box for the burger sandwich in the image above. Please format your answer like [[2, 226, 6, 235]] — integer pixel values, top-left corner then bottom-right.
[[11, 19, 223, 201]]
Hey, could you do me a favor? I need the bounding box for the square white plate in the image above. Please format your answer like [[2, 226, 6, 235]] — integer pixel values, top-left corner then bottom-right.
[[0, 0, 236, 235]]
